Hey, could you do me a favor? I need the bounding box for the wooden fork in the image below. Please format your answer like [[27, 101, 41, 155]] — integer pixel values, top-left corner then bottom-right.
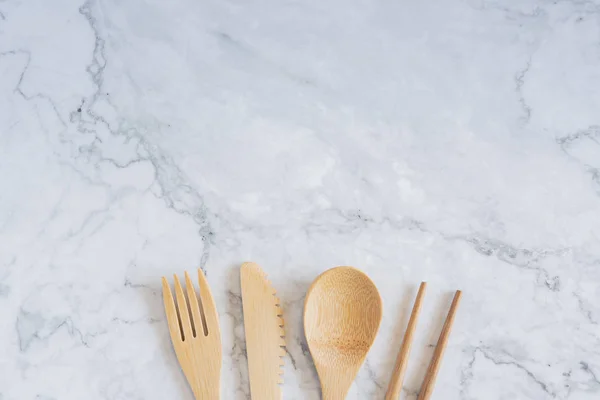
[[162, 269, 222, 399]]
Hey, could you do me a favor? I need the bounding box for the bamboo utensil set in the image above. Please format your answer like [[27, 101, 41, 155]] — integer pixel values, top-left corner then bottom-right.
[[162, 264, 461, 399]]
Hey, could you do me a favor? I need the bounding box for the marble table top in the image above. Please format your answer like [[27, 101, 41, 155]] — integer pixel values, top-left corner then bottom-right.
[[2, 0, 600, 398]]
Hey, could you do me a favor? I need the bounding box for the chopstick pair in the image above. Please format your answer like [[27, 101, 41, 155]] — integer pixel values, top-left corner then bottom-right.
[[385, 283, 462, 400]]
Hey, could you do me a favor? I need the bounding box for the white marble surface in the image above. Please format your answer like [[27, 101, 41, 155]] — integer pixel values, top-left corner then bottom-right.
[[1, 0, 600, 398]]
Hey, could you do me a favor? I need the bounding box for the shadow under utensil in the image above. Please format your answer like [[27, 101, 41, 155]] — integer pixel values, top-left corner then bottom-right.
[[142, 279, 194, 399], [403, 291, 456, 399], [225, 264, 250, 400], [374, 284, 420, 400], [284, 278, 321, 400]]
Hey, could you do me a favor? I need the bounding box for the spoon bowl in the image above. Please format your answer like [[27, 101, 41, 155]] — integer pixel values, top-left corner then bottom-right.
[[303, 266, 383, 400]]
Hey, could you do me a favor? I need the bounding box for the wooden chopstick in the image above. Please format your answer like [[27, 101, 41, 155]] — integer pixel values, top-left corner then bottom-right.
[[417, 290, 462, 400], [385, 282, 427, 400]]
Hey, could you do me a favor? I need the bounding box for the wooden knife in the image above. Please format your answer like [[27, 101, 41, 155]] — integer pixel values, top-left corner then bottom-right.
[[241, 262, 285, 399]]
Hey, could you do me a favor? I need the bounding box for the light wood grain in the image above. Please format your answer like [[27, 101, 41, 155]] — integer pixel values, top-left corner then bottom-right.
[[304, 266, 382, 400], [385, 282, 427, 400], [240, 262, 286, 400], [417, 290, 462, 400], [162, 269, 222, 400]]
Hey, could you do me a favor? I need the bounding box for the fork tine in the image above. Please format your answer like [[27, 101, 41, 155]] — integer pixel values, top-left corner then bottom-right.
[[185, 271, 203, 338], [197, 268, 219, 334], [173, 274, 193, 341], [162, 277, 183, 342]]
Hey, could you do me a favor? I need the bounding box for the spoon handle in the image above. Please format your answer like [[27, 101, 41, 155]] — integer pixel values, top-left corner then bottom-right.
[[385, 282, 427, 400], [322, 385, 349, 400], [418, 290, 462, 400]]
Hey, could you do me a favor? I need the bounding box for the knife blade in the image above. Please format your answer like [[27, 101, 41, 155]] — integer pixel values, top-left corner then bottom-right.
[[241, 262, 285, 399]]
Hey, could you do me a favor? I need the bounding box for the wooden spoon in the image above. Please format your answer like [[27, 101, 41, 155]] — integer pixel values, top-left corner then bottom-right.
[[303, 267, 383, 400]]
